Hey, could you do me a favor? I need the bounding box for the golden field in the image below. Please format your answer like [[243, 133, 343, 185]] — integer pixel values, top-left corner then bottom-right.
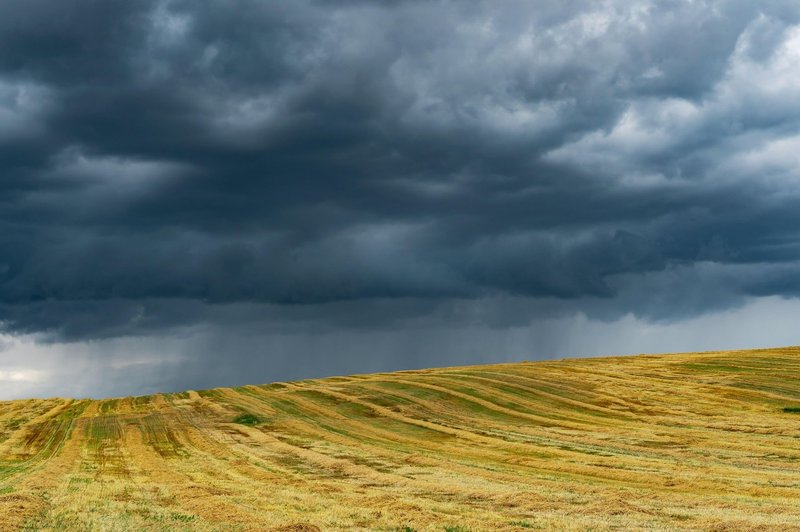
[[3, 347, 800, 531]]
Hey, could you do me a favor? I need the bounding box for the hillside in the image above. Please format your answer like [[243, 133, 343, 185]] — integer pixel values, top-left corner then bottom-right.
[[3, 347, 800, 530]]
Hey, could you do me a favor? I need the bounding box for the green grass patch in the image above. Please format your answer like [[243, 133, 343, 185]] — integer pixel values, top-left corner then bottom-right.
[[86, 417, 122, 446], [233, 413, 261, 426], [170, 513, 196, 522], [681, 363, 750, 373], [98, 399, 120, 414], [782, 407, 800, 413]]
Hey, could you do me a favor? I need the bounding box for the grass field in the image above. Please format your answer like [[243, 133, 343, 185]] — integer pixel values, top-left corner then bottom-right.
[[3, 347, 800, 530]]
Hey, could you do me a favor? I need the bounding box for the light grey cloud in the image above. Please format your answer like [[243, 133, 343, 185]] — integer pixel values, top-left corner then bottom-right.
[[3, 295, 800, 399]]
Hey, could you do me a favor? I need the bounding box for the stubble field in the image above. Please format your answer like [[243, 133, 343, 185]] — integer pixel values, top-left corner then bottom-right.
[[2, 347, 800, 530]]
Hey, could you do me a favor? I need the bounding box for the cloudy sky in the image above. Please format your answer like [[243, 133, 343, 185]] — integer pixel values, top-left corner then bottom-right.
[[2, 0, 800, 399]]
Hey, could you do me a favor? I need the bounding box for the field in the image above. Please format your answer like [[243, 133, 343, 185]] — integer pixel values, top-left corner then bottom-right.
[[3, 347, 800, 530]]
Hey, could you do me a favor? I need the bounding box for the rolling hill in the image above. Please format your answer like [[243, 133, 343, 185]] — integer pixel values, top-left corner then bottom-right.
[[3, 347, 800, 530]]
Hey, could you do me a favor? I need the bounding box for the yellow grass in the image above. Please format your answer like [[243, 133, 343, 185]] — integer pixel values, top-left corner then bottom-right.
[[3, 346, 800, 530]]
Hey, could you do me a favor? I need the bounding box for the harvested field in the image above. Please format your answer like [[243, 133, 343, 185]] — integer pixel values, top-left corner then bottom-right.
[[3, 347, 800, 530]]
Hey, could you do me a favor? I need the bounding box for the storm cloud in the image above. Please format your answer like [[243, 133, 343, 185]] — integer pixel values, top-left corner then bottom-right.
[[2, 0, 800, 396]]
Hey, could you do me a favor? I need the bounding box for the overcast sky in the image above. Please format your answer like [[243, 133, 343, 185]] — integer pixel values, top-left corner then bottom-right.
[[2, 0, 800, 399]]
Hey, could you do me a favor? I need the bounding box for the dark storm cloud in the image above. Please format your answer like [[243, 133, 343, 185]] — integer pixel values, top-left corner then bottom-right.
[[2, 0, 800, 343]]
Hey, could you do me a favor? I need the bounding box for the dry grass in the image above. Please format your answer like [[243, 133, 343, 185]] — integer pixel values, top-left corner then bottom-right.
[[3, 346, 800, 530]]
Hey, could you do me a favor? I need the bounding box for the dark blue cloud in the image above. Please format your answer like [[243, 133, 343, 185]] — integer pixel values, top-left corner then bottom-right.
[[1, 0, 800, 344]]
